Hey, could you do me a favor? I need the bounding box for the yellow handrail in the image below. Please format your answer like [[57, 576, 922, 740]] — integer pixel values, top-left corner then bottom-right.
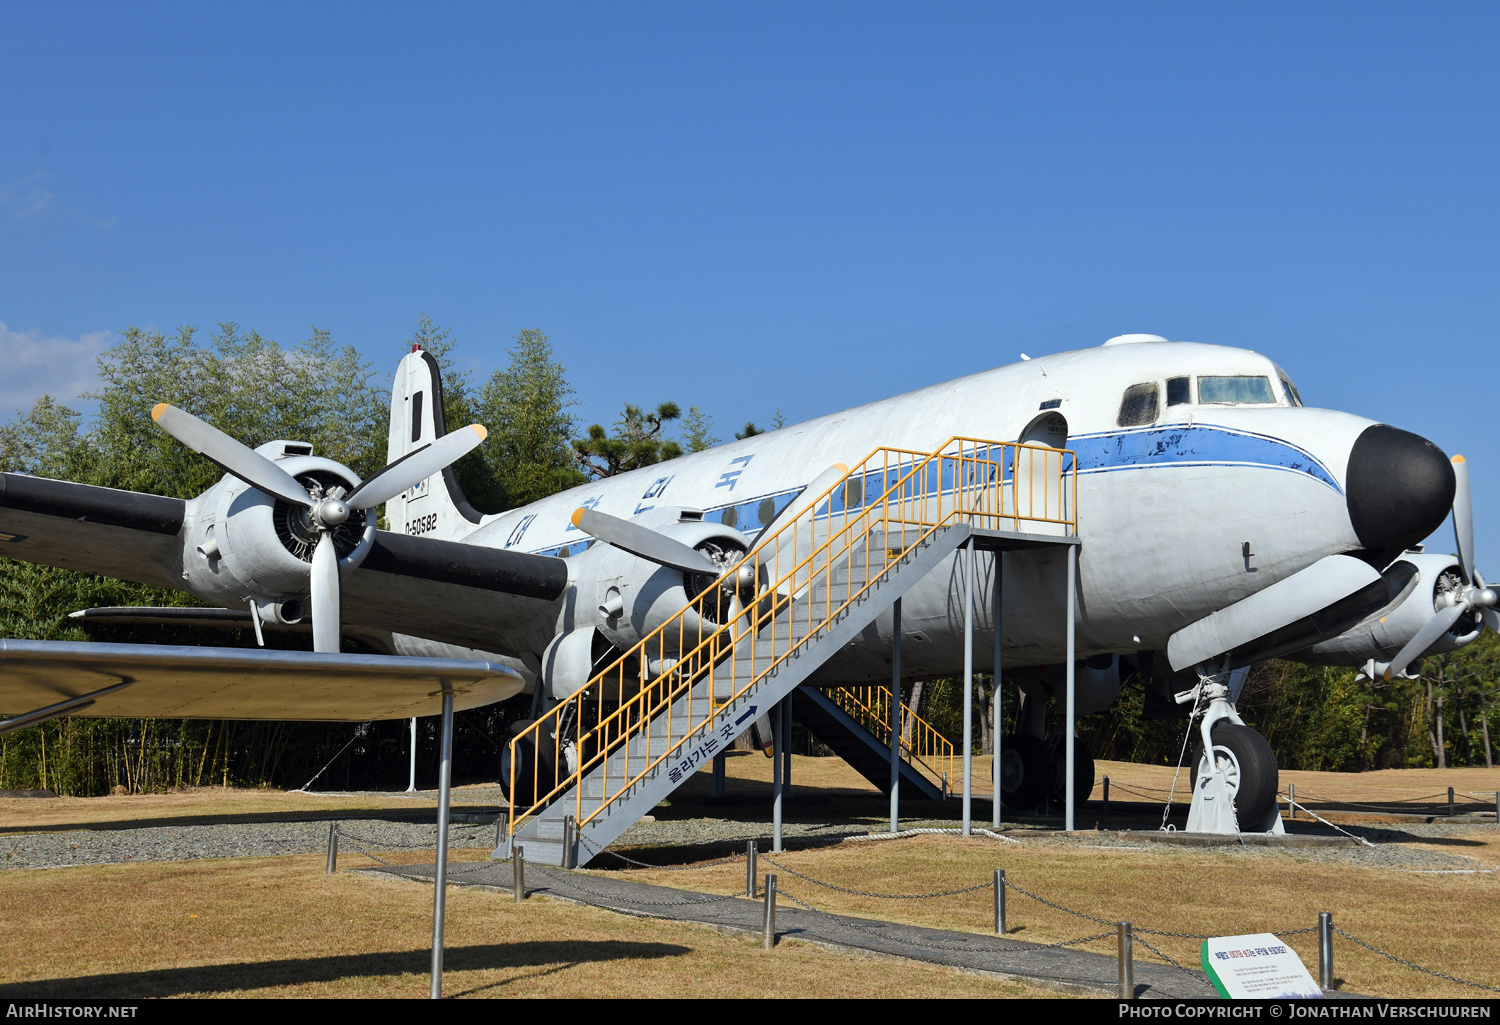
[[826, 685, 956, 791], [507, 436, 1076, 836]]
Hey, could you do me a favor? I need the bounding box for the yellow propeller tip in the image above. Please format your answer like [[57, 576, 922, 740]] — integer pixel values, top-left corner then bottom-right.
[[150, 403, 170, 421], [571, 508, 585, 528], [1452, 454, 1466, 464], [470, 424, 488, 441], [833, 462, 849, 474]]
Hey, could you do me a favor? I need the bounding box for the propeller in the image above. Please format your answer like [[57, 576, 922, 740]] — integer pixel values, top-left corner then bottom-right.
[[152, 403, 487, 653], [1383, 455, 1498, 680], [571, 507, 721, 576]]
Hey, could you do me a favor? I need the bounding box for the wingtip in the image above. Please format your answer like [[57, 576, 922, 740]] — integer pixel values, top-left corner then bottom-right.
[[150, 403, 170, 422]]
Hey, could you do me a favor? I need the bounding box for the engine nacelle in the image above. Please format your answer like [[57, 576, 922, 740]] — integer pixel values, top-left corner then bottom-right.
[[1294, 552, 1482, 667], [179, 441, 376, 613], [546, 508, 755, 699]]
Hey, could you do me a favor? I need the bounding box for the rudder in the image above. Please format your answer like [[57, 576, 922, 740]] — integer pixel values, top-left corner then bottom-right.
[[386, 347, 485, 540]]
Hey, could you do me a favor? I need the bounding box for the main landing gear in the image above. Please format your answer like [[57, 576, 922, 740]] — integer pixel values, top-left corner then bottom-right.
[[999, 734, 1095, 812]]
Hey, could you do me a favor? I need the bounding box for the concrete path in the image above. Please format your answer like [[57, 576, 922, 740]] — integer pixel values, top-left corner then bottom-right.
[[370, 859, 1219, 998]]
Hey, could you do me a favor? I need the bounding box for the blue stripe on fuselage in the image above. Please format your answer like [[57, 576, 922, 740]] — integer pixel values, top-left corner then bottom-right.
[[1068, 424, 1341, 493]]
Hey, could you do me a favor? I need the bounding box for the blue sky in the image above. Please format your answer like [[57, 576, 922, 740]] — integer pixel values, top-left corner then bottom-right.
[[2, 3, 1497, 558]]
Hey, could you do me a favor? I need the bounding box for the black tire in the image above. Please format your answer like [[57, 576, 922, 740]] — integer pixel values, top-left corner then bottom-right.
[[1000, 733, 1050, 810], [499, 720, 557, 808], [1190, 722, 1278, 829], [1048, 737, 1096, 804]]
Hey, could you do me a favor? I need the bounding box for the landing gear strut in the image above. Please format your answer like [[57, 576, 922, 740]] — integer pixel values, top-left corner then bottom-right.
[[1176, 673, 1282, 834]]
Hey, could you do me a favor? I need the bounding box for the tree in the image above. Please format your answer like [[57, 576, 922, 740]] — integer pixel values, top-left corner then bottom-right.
[[735, 422, 763, 440], [0, 395, 92, 482], [477, 329, 586, 508], [681, 405, 719, 453], [573, 402, 683, 478]]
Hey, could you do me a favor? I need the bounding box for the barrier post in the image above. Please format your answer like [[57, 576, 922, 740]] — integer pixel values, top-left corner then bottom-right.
[[746, 840, 758, 897], [325, 823, 338, 874], [1449, 787, 1455, 817], [1319, 912, 1333, 990], [1103, 776, 1110, 811], [563, 815, 577, 869], [993, 869, 1006, 934], [1118, 921, 1134, 999], [762, 874, 778, 949], [1289, 783, 1296, 819], [513, 846, 526, 903]]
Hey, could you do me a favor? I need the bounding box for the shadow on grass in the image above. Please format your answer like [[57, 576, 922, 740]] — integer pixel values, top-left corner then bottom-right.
[[0, 808, 503, 836], [0, 940, 690, 997]]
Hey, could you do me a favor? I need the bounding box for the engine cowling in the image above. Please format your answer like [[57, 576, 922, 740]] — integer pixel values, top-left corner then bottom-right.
[[179, 441, 376, 617], [546, 508, 755, 699], [1293, 552, 1482, 667]]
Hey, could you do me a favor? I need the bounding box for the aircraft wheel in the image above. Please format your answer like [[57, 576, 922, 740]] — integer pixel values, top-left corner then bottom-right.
[[1191, 723, 1278, 829], [999, 733, 1050, 810], [499, 720, 558, 808], [1049, 738, 1096, 804]]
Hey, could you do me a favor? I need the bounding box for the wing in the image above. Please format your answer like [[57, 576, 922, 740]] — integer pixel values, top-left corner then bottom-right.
[[0, 640, 523, 722], [1, 472, 569, 657]]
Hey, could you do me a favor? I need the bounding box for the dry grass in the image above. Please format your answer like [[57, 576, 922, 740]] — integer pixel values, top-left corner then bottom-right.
[[0, 785, 501, 835], [613, 830, 1500, 999], [0, 854, 1056, 999]]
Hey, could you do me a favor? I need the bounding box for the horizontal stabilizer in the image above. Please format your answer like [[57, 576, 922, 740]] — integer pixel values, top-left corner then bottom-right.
[[0, 640, 523, 721]]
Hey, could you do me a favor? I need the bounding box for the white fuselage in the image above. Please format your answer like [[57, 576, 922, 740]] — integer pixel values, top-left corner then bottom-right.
[[389, 340, 1384, 680]]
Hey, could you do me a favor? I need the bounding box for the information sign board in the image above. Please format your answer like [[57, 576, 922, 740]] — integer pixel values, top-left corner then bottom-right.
[[1200, 933, 1324, 999]]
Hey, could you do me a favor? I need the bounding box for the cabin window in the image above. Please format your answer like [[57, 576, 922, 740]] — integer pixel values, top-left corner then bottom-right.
[[1198, 375, 1275, 405], [1166, 376, 1190, 406], [1116, 383, 1160, 427]]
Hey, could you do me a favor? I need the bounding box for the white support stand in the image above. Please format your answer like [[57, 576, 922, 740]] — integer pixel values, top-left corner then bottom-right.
[[407, 716, 418, 793], [1178, 674, 1285, 836]]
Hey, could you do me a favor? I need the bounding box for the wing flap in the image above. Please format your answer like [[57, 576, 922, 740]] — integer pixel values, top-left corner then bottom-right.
[[0, 640, 523, 721]]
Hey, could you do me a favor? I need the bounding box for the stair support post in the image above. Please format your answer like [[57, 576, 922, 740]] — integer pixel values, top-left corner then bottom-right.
[[1065, 543, 1077, 834], [772, 698, 784, 853], [962, 540, 974, 836], [430, 690, 455, 1000], [889, 597, 902, 834], [992, 552, 1003, 830]]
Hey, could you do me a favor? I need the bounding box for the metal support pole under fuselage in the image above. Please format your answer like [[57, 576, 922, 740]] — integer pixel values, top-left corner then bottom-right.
[[1065, 544, 1077, 833], [992, 552, 1003, 830], [962, 541, 974, 837], [430, 692, 454, 1000], [782, 697, 792, 793], [407, 716, 417, 793], [890, 597, 902, 834], [772, 698, 784, 853], [711, 753, 726, 797]]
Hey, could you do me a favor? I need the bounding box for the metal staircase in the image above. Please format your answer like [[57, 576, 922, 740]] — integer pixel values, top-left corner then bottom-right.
[[797, 686, 952, 801], [499, 437, 1076, 867]]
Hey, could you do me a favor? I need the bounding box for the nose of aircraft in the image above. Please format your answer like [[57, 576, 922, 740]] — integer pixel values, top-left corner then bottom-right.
[[1345, 425, 1455, 553]]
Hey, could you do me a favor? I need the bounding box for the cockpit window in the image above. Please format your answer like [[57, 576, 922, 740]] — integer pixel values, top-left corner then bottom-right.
[[1166, 376, 1190, 406], [1117, 383, 1160, 427], [1198, 376, 1275, 405], [1278, 374, 1303, 407]]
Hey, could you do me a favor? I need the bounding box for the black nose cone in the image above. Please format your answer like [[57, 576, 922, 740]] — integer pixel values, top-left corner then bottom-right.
[[1345, 425, 1455, 552]]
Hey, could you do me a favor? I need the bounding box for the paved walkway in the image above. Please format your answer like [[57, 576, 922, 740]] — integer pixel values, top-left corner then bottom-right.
[[370, 859, 1218, 998]]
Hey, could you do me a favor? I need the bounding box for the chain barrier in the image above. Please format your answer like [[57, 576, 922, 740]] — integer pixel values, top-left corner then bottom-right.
[[576, 832, 745, 871], [1134, 932, 1210, 982], [1333, 926, 1500, 993], [848, 827, 1023, 845], [773, 884, 1117, 956], [761, 854, 992, 899], [1289, 788, 1492, 813]]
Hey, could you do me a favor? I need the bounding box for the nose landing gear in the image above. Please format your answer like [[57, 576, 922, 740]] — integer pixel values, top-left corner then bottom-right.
[[1177, 673, 1283, 834]]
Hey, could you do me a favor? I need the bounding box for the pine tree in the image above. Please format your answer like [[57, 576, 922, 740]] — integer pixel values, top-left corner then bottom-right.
[[478, 329, 586, 506]]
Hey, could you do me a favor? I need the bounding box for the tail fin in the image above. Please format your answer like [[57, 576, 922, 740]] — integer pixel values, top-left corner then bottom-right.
[[385, 347, 485, 539]]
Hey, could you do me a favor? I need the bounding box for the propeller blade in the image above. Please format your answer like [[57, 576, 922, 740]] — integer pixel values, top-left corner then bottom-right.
[[152, 404, 312, 507], [1452, 455, 1474, 584], [571, 508, 719, 576], [346, 425, 488, 510], [1484, 608, 1500, 635], [751, 463, 849, 567], [1384, 603, 1466, 680], [1167, 554, 1383, 671], [310, 532, 342, 654]]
